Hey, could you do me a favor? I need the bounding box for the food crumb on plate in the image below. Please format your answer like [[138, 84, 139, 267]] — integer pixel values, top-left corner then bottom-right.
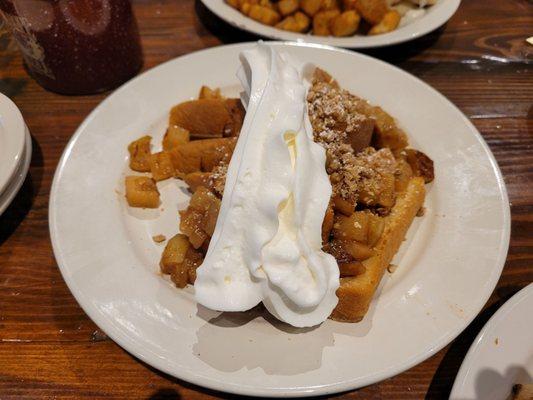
[[152, 234, 166, 243]]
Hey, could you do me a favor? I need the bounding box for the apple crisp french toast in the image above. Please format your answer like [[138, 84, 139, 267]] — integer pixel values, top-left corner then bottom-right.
[[125, 68, 434, 323]]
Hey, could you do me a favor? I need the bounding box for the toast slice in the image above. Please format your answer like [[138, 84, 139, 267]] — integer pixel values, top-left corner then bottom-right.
[[331, 177, 425, 322]]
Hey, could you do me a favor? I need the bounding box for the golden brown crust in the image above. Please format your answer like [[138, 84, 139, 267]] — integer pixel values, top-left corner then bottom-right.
[[330, 177, 426, 322]]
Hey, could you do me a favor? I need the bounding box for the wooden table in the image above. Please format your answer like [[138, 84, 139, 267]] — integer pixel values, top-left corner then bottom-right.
[[0, 0, 531, 398]]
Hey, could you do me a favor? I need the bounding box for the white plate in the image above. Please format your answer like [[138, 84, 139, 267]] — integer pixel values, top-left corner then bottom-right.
[[200, 0, 460, 49], [0, 93, 26, 196], [0, 126, 32, 216], [450, 284, 533, 400], [49, 42, 510, 397]]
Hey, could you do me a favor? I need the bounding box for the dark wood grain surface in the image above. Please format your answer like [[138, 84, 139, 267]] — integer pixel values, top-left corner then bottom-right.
[[0, 0, 532, 398]]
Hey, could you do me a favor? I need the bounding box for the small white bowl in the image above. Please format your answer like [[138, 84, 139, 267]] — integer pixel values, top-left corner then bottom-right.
[[0, 93, 26, 195]]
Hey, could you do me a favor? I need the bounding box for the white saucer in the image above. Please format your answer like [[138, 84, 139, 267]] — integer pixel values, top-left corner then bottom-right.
[[0, 93, 26, 195], [0, 126, 32, 216], [450, 284, 533, 400]]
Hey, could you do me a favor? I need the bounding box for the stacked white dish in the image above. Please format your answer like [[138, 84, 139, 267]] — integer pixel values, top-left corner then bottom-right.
[[0, 93, 32, 216]]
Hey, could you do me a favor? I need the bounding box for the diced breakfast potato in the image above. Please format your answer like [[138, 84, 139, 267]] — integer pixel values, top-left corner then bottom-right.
[[160, 234, 190, 274], [125, 176, 160, 208], [163, 125, 190, 151], [333, 211, 369, 243], [341, 0, 357, 10], [198, 85, 222, 100], [313, 9, 340, 36], [300, 0, 323, 16], [321, 0, 340, 10], [330, 10, 360, 37], [339, 261, 366, 277], [149, 151, 175, 181], [369, 10, 401, 35], [276, 11, 311, 32], [128, 135, 151, 172], [354, 0, 388, 24], [248, 5, 281, 25], [226, 0, 240, 8], [277, 0, 299, 16]]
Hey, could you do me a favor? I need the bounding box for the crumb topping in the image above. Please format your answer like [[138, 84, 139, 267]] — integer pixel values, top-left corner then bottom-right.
[[307, 81, 396, 207]]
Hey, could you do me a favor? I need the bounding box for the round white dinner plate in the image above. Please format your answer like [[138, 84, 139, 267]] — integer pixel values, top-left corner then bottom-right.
[[200, 0, 460, 49], [49, 42, 509, 397], [450, 284, 533, 400], [0, 126, 32, 216], [0, 93, 26, 196]]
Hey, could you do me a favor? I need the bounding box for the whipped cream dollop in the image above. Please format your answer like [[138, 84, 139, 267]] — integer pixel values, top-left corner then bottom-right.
[[194, 43, 339, 327]]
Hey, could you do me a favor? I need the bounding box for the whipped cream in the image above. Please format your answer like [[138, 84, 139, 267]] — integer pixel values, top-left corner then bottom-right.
[[194, 43, 339, 327]]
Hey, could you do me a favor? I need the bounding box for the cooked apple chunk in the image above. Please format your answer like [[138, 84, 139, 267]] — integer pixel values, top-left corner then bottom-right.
[[160, 234, 190, 274], [125, 176, 160, 208], [150, 151, 175, 181], [128, 135, 151, 172], [162, 125, 189, 151]]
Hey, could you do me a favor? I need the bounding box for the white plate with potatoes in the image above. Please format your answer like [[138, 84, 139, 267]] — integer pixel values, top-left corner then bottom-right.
[[201, 0, 460, 48], [50, 42, 509, 397]]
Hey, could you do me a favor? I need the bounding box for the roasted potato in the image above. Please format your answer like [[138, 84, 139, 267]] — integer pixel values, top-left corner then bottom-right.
[[128, 135, 151, 172], [369, 10, 401, 35], [149, 151, 175, 182], [354, 0, 388, 24], [125, 176, 160, 208], [313, 9, 340, 36], [276, 11, 311, 32], [248, 4, 281, 25], [277, 0, 299, 16], [341, 0, 357, 10], [301, 0, 323, 16], [330, 10, 360, 37]]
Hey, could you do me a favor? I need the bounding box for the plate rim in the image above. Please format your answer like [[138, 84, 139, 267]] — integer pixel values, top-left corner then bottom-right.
[[199, 0, 461, 49], [49, 41, 510, 397], [0, 126, 32, 216], [450, 284, 533, 399], [0, 93, 27, 196]]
